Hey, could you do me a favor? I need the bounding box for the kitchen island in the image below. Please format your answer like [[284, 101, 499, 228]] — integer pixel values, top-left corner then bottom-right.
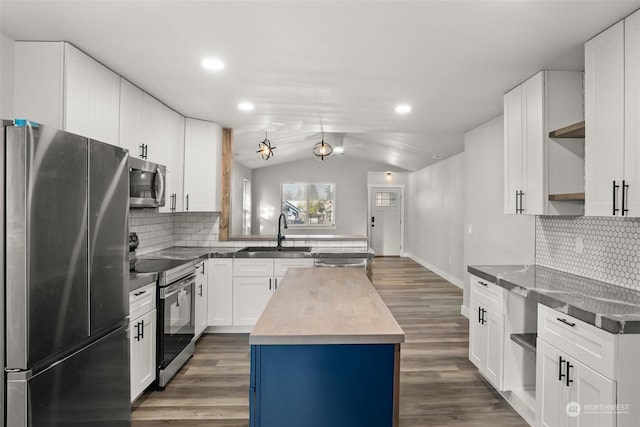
[[249, 267, 405, 427]]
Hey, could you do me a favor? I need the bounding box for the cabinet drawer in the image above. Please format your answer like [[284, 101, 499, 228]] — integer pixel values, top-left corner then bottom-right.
[[470, 275, 505, 315], [130, 283, 156, 321], [537, 304, 616, 379], [273, 258, 314, 277], [234, 258, 274, 277]]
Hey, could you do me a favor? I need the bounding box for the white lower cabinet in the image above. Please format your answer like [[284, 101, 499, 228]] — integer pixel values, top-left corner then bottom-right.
[[232, 258, 313, 326], [536, 338, 616, 427], [194, 261, 208, 339], [129, 282, 157, 402], [207, 258, 233, 327], [469, 276, 506, 390], [535, 304, 640, 427]]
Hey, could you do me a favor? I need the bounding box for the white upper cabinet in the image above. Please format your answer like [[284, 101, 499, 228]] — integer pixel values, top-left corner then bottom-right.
[[14, 42, 120, 146], [64, 44, 121, 145], [118, 78, 144, 157], [184, 118, 222, 212], [585, 20, 625, 216], [504, 71, 584, 215], [14, 42, 120, 145], [625, 11, 640, 216]]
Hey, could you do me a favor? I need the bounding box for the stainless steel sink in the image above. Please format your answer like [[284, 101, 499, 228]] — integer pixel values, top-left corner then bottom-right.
[[238, 246, 312, 253]]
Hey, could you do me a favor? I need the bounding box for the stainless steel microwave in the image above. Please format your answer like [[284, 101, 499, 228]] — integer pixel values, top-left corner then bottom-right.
[[129, 157, 166, 208]]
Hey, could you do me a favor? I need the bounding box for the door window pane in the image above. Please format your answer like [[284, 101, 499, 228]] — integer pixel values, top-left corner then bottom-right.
[[375, 192, 397, 207]]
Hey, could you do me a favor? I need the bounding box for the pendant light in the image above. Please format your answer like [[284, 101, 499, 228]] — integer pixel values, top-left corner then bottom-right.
[[313, 130, 333, 161], [257, 131, 276, 160]]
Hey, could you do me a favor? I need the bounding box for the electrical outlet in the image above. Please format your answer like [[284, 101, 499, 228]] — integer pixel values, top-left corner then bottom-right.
[[574, 236, 584, 254]]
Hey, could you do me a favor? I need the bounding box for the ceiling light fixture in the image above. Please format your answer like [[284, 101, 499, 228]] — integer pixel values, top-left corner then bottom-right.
[[257, 131, 276, 160], [238, 102, 255, 111], [201, 58, 225, 71], [395, 104, 411, 114], [313, 130, 333, 161]]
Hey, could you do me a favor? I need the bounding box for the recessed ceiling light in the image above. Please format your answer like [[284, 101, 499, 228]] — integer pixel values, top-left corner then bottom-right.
[[238, 102, 255, 111], [395, 104, 411, 114], [432, 155, 442, 160], [201, 58, 225, 71]]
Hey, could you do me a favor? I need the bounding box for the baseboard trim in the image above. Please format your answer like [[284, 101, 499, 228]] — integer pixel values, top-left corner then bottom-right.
[[405, 253, 464, 289]]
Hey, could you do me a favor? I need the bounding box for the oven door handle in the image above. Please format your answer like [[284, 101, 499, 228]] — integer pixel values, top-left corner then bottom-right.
[[160, 275, 195, 299]]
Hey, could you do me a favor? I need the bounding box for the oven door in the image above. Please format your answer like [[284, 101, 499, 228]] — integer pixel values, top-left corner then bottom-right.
[[158, 274, 195, 369]]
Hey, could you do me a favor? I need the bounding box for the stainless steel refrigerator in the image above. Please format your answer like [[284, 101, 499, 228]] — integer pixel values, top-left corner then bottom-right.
[[2, 121, 131, 426]]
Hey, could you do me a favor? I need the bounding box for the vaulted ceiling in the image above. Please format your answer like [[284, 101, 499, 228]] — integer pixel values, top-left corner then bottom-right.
[[2, 1, 639, 170]]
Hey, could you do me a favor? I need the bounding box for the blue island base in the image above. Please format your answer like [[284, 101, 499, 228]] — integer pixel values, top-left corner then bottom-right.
[[250, 343, 399, 427]]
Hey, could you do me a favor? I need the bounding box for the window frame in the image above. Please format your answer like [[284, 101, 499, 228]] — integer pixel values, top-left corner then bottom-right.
[[281, 182, 336, 228]]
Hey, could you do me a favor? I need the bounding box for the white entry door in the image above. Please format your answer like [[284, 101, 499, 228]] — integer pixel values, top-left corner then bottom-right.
[[370, 187, 402, 256]]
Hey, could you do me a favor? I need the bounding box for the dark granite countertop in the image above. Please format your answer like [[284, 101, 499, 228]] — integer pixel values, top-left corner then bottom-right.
[[468, 265, 640, 334], [137, 246, 374, 261], [129, 272, 157, 292]]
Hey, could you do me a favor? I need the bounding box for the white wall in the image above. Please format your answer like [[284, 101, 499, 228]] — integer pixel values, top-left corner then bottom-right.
[[405, 153, 465, 288], [230, 161, 252, 236], [252, 156, 404, 236], [0, 33, 15, 119], [463, 115, 534, 313]]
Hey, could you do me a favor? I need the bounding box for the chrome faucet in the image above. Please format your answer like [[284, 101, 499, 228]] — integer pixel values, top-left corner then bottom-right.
[[277, 213, 288, 248]]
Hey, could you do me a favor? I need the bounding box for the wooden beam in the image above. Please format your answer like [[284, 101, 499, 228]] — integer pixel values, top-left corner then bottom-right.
[[220, 128, 233, 241]]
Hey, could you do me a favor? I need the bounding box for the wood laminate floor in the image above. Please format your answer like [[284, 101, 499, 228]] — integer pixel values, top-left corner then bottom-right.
[[132, 257, 528, 426]]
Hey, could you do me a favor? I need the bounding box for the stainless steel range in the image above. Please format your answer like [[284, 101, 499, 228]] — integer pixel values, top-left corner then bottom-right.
[[134, 257, 197, 390]]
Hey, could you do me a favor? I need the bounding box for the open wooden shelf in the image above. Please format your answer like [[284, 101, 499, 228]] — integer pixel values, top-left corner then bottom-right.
[[510, 333, 537, 355], [549, 120, 585, 138], [548, 193, 585, 201]]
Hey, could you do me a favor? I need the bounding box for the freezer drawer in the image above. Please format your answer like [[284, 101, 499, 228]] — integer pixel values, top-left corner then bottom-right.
[[6, 325, 131, 426]]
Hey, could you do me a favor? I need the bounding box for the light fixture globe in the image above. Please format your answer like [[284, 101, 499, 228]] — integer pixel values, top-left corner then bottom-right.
[[313, 139, 333, 161], [257, 132, 276, 160]]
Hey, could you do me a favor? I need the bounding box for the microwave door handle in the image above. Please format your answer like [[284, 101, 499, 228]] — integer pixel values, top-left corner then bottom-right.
[[156, 166, 165, 205]]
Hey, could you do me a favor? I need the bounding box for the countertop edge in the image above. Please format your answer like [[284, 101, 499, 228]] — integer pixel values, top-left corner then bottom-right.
[[468, 265, 640, 335], [249, 334, 406, 345]]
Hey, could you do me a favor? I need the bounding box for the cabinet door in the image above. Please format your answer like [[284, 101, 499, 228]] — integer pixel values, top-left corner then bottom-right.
[[64, 44, 92, 139], [585, 21, 625, 216], [184, 118, 222, 212], [570, 359, 616, 427], [64, 43, 120, 145], [232, 276, 271, 326], [130, 309, 157, 402], [194, 261, 208, 338], [625, 10, 640, 217], [208, 259, 233, 326], [157, 107, 185, 213], [484, 307, 504, 390], [468, 299, 487, 371], [119, 78, 144, 157], [140, 93, 163, 162], [504, 84, 523, 215], [536, 339, 570, 427], [91, 60, 120, 145], [14, 41, 65, 129], [521, 72, 545, 215]]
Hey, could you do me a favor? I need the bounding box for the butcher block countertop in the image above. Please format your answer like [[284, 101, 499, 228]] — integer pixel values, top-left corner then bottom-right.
[[250, 267, 405, 345]]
